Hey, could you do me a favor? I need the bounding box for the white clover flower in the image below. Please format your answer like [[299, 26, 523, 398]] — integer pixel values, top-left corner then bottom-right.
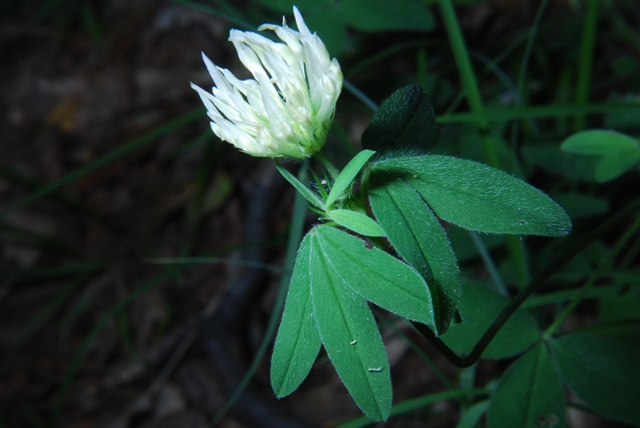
[[191, 7, 343, 158]]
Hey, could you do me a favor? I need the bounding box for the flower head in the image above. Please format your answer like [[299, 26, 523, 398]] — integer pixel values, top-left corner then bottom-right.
[[191, 7, 343, 158]]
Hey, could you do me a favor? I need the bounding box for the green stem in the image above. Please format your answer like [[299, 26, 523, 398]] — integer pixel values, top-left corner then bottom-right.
[[438, 0, 528, 287], [314, 147, 340, 180], [515, 0, 550, 104], [468, 231, 507, 295], [574, 0, 599, 131], [413, 197, 640, 368], [438, 0, 499, 168], [543, 212, 640, 339]]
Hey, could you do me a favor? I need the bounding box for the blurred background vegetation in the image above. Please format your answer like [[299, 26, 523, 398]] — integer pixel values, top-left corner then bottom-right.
[[1, 0, 639, 427]]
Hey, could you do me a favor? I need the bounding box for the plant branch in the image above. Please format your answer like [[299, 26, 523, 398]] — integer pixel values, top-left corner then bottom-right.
[[414, 196, 640, 368], [543, 212, 640, 339]]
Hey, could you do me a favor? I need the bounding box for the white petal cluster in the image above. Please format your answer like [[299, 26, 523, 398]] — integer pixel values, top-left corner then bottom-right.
[[191, 7, 343, 158]]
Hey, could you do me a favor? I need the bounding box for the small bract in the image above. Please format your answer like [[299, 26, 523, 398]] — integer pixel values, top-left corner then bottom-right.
[[191, 7, 343, 158]]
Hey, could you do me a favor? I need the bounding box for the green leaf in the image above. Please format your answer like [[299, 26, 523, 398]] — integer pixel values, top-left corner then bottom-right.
[[550, 331, 640, 426], [326, 149, 375, 209], [369, 171, 460, 333], [313, 225, 435, 328], [271, 233, 322, 397], [440, 281, 540, 359], [560, 130, 640, 182], [487, 344, 566, 428], [327, 209, 385, 237], [309, 226, 392, 421], [373, 155, 572, 236], [561, 129, 640, 156], [341, 0, 435, 32], [579, 322, 640, 353], [595, 148, 640, 182], [275, 160, 325, 210], [361, 86, 438, 160]]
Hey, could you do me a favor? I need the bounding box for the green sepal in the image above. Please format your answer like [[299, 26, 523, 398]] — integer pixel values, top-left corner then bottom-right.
[[275, 160, 325, 210]]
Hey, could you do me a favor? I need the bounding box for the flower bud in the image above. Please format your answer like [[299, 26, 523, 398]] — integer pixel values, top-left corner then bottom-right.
[[191, 7, 343, 158]]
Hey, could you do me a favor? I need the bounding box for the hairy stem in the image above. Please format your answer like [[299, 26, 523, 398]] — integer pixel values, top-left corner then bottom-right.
[[314, 148, 340, 180]]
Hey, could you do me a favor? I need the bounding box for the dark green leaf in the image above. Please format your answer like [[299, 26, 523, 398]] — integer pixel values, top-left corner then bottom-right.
[[309, 226, 391, 421], [361, 86, 438, 160], [271, 233, 322, 397], [313, 225, 435, 328], [487, 344, 566, 428], [373, 155, 571, 236], [327, 209, 385, 237], [440, 281, 540, 359], [369, 171, 460, 333], [550, 332, 640, 426], [341, 0, 435, 32]]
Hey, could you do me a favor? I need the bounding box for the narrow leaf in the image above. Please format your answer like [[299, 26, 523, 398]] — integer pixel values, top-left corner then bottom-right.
[[326, 150, 375, 209], [327, 209, 385, 237], [271, 233, 322, 397], [369, 171, 460, 333], [315, 225, 435, 328], [362, 86, 438, 160], [275, 160, 325, 210], [440, 281, 540, 359], [309, 226, 391, 421], [561, 129, 640, 156], [550, 331, 640, 426], [487, 344, 566, 428], [373, 156, 572, 236]]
